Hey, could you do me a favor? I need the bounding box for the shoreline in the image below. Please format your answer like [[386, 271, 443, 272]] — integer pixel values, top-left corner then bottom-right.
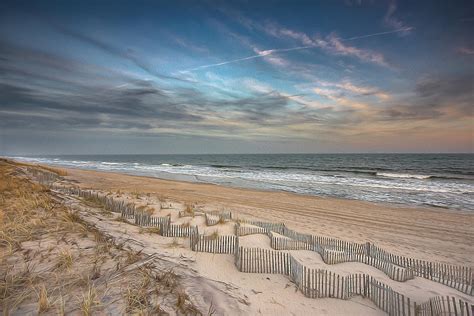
[[30, 160, 473, 268], [2, 158, 473, 315], [7, 157, 471, 214]]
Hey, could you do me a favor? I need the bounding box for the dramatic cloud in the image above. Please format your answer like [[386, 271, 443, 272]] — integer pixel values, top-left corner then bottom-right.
[[384, 0, 413, 36], [50, 24, 189, 83], [0, 1, 472, 154]]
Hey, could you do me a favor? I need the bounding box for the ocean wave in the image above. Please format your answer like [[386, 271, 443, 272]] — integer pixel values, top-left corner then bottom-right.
[[209, 164, 241, 168], [376, 172, 432, 179], [7, 155, 474, 210], [160, 163, 184, 167]]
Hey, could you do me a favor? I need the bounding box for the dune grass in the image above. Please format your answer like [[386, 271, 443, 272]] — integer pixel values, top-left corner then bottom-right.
[[0, 160, 200, 315]]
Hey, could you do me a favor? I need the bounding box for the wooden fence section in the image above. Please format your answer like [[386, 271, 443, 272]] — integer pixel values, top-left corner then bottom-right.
[[278, 223, 473, 294], [235, 222, 267, 236], [270, 231, 312, 250], [281, 226, 367, 254], [236, 219, 286, 234], [369, 244, 474, 295], [61, 187, 131, 215], [235, 247, 290, 275], [417, 296, 473, 316], [26, 167, 60, 184], [190, 234, 238, 254], [288, 255, 473, 316], [161, 224, 198, 237], [367, 278, 414, 316], [322, 249, 414, 282], [207, 210, 233, 220], [120, 204, 136, 219], [178, 210, 204, 218], [134, 212, 170, 228], [205, 213, 221, 226], [205, 211, 233, 226]]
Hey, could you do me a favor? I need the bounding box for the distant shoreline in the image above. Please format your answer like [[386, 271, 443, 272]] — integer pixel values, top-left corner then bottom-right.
[[6, 154, 474, 212]]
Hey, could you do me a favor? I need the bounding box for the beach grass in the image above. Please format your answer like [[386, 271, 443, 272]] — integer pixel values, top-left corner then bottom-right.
[[0, 160, 199, 315]]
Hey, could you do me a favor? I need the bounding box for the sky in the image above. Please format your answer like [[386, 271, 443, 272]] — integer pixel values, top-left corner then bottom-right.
[[0, 0, 473, 155]]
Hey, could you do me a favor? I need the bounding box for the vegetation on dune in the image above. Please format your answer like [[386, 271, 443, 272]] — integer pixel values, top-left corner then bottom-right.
[[0, 160, 201, 315]]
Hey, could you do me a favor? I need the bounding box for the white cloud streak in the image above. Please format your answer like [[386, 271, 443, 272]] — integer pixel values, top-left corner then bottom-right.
[[180, 45, 313, 72], [180, 25, 411, 73]]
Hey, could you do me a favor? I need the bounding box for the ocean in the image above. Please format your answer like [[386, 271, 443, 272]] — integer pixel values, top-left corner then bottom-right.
[[11, 154, 474, 211]]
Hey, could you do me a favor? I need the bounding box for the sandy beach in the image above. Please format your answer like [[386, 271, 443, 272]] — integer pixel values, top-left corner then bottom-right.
[[65, 167, 474, 268], [2, 160, 473, 315]]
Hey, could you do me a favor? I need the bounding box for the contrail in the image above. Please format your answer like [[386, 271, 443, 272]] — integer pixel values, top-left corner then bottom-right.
[[180, 45, 314, 72], [344, 27, 414, 41], [180, 27, 412, 72]]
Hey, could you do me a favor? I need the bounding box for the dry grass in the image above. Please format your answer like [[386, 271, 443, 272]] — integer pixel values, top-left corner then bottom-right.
[[184, 203, 194, 216], [56, 249, 73, 271], [114, 216, 130, 224], [37, 284, 50, 313], [80, 285, 97, 316], [139, 227, 161, 235], [40, 165, 68, 176], [4, 159, 68, 176], [56, 294, 65, 316], [209, 230, 219, 240], [0, 160, 201, 315]]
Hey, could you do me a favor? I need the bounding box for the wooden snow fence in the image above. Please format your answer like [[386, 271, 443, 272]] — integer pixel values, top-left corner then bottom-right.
[[288, 256, 474, 316], [120, 203, 136, 219], [235, 247, 291, 275], [235, 222, 267, 236], [208, 210, 233, 220], [236, 219, 285, 234], [278, 226, 472, 295], [270, 231, 312, 250], [190, 234, 238, 254], [416, 296, 473, 316], [134, 212, 170, 228], [290, 256, 350, 300], [281, 226, 366, 254], [178, 210, 204, 218], [205, 213, 221, 226], [161, 224, 198, 237], [205, 211, 233, 226], [71, 189, 128, 214], [45, 184, 474, 300], [368, 244, 473, 295], [321, 249, 414, 282], [26, 167, 60, 184]]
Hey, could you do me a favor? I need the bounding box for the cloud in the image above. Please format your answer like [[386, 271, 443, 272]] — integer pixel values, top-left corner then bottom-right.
[[161, 31, 209, 54], [384, 1, 413, 36], [314, 79, 390, 100], [180, 45, 313, 72], [0, 39, 318, 140], [457, 47, 474, 55], [181, 30, 395, 73], [219, 10, 402, 68], [322, 33, 390, 67], [50, 23, 189, 82], [262, 22, 393, 67], [377, 73, 474, 120]]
